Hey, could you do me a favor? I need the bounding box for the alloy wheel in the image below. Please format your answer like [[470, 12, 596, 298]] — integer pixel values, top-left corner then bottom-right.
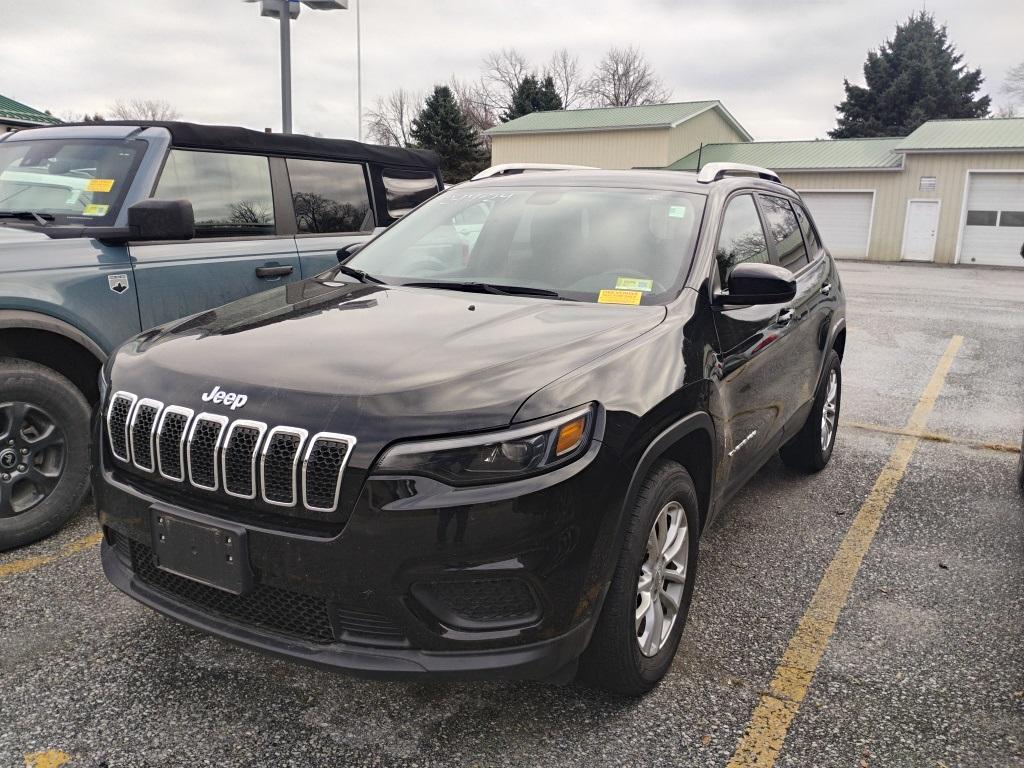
[[636, 500, 689, 657], [820, 369, 838, 452], [0, 401, 67, 518]]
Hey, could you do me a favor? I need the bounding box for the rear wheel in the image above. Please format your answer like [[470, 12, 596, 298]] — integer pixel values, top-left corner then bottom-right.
[[579, 460, 700, 696], [779, 350, 841, 473], [0, 359, 91, 551]]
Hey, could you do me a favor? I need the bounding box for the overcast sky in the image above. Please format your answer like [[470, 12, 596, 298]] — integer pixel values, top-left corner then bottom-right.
[[4, 0, 1021, 142]]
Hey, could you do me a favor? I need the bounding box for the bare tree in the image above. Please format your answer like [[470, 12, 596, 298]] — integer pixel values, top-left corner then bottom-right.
[[545, 48, 585, 109], [481, 48, 531, 114], [993, 103, 1019, 118], [364, 88, 421, 147], [449, 76, 498, 146], [1003, 61, 1024, 105], [585, 46, 671, 107], [108, 98, 181, 121]]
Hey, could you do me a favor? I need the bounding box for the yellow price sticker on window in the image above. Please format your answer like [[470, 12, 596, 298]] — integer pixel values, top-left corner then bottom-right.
[[597, 289, 643, 306], [86, 178, 115, 193], [82, 204, 109, 216]]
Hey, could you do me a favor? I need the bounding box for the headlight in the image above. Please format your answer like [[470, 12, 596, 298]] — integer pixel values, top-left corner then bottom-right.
[[376, 404, 596, 486]]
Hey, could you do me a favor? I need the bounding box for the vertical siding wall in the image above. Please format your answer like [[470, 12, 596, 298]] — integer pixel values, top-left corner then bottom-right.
[[783, 151, 1024, 264], [490, 128, 670, 169], [667, 110, 748, 165]]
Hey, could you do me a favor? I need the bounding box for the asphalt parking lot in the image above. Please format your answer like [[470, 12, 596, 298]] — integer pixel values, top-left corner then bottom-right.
[[2, 261, 1022, 768]]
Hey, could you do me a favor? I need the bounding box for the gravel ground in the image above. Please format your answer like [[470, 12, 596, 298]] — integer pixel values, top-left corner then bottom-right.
[[2, 261, 1022, 768]]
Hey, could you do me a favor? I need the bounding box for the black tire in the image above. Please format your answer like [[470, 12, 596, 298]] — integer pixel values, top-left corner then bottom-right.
[[0, 358, 91, 551], [579, 460, 700, 696], [779, 350, 842, 473]]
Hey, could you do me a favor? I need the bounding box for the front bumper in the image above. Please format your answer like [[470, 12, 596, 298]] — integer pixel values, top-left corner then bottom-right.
[[94, 438, 626, 680]]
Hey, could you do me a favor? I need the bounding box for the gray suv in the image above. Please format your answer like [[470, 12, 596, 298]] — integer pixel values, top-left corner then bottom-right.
[[0, 121, 441, 549]]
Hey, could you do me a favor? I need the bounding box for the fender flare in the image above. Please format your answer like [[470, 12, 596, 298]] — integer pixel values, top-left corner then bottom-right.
[[620, 411, 717, 528], [0, 310, 106, 362]]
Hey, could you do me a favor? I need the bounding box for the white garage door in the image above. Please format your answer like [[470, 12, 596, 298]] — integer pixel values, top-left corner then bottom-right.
[[959, 173, 1024, 268], [799, 191, 873, 259]]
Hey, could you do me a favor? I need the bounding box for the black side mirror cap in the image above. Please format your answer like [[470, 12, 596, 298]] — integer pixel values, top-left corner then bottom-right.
[[337, 242, 366, 263], [716, 262, 796, 306], [126, 198, 195, 242]]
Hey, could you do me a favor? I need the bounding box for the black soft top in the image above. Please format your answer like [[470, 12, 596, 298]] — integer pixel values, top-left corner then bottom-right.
[[89, 120, 440, 171]]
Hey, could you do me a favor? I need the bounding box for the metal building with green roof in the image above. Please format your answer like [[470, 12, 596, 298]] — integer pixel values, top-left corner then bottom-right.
[[0, 94, 62, 133]]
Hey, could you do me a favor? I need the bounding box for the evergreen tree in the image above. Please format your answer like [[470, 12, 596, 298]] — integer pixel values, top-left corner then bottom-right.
[[410, 85, 487, 183], [502, 74, 564, 122], [830, 12, 990, 138]]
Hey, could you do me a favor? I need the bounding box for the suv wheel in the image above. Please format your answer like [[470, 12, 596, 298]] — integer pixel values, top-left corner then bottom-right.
[[779, 350, 842, 473], [0, 359, 91, 551], [579, 460, 699, 696]]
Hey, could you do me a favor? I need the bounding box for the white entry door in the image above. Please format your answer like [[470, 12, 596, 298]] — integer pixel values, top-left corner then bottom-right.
[[902, 200, 940, 262]]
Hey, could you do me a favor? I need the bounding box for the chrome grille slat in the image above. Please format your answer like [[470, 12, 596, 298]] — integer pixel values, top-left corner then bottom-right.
[[107, 393, 355, 512], [156, 406, 194, 482], [302, 432, 356, 513], [129, 398, 163, 472], [222, 420, 267, 500], [186, 413, 229, 491]]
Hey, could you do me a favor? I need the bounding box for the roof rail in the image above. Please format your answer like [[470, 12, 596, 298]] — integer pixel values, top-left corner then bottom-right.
[[471, 162, 597, 181], [696, 162, 781, 184]]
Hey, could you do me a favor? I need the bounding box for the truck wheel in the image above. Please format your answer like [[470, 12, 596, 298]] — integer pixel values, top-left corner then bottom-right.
[[779, 350, 842, 473], [579, 460, 700, 696], [0, 359, 91, 551]]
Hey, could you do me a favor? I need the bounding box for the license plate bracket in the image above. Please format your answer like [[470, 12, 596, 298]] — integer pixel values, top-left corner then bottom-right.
[[150, 509, 251, 595]]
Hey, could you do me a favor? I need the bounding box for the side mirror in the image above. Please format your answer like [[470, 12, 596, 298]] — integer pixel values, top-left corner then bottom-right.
[[337, 242, 366, 263], [716, 262, 796, 306], [127, 198, 195, 241]]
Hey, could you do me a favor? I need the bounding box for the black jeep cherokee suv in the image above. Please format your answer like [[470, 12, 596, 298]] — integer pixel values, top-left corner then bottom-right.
[[94, 165, 846, 695]]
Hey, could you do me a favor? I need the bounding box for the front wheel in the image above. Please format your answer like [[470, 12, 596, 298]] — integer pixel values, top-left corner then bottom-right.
[[779, 350, 842, 473], [579, 460, 700, 696], [0, 359, 91, 551]]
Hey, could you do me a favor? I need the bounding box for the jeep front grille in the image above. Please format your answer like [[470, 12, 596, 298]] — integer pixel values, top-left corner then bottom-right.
[[106, 391, 355, 513]]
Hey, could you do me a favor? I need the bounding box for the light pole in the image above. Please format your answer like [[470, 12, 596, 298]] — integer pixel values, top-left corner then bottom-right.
[[244, 0, 349, 134]]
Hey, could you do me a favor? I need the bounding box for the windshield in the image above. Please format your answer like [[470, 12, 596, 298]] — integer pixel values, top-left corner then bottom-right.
[[347, 185, 707, 304], [0, 138, 144, 225]]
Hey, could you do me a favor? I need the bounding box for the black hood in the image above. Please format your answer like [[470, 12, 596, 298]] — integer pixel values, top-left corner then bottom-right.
[[111, 275, 665, 457]]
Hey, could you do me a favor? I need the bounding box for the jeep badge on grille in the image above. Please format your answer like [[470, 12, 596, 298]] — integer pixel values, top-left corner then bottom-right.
[[201, 385, 248, 410]]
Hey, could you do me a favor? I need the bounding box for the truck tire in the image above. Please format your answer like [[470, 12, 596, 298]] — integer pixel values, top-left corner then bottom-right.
[[579, 460, 700, 696], [0, 358, 91, 551], [779, 350, 842, 473]]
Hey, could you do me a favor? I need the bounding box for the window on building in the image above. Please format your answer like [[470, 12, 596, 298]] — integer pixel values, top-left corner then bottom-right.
[[155, 150, 275, 237], [287, 158, 372, 234], [716, 194, 770, 283], [381, 168, 438, 219], [998, 211, 1024, 227], [966, 210, 998, 226], [759, 194, 809, 271]]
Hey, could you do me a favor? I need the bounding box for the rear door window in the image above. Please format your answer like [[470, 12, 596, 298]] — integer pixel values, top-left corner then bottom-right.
[[759, 194, 809, 271], [381, 169, 439, 219], [155, 150, 275, 238], [715, 194, 770, 283], [286, 158, 373, 234], [792, 202, 824, 261]]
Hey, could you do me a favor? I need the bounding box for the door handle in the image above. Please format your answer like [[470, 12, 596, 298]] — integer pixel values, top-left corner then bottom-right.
[[255, 264, 294, 279], [820, 282, 832, 296], [777, 308, 794, 325]]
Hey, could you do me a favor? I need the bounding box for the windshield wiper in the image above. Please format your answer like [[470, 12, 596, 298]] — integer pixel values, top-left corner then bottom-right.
[[0, 211, 54, 226], [403, 281, 563, 299], [336, 264, 385, 284]]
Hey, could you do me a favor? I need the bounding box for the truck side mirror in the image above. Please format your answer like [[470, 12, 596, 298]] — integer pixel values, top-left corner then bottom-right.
[[127, 198, 195, 241], [716, 262, 797, 306]]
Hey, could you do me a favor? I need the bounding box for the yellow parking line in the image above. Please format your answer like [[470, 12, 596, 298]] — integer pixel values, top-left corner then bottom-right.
[[726, 335, 963, 768], [0, 531, 102, 580], [24, 749, 71, 768], [842, 420, 1019, 454]]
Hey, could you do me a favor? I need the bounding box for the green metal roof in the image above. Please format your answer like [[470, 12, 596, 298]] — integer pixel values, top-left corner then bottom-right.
[[894, 118, 1024, 151], [0, 94, 62, 126], [668, 137, 905, 172], [486, 100, 752, 140]]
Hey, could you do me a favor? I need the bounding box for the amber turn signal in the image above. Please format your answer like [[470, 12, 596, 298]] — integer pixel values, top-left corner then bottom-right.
[[555, 416, 587, 457]]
